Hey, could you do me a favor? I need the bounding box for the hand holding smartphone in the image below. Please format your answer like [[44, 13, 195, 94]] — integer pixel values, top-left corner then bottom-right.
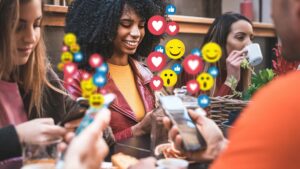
[[75, 93, 115, 135], [159, 96, 207, 152]]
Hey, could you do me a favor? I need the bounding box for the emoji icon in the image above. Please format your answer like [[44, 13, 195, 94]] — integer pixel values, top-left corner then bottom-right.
[[63, 62, 77, 76], [166, 22, 179, 36], [171, 63, 183, 74], [61, 52, 73, 63], [62, 45, 68, 52], [186, 80, 199, 94], [166, 4, 176, 15], [165, 39, 185, 60], [80, 78, 97, 99], [160, 69, 177, 87], [74, 52, 83, 62], [202, 42, 222, 63], [65, 77, 74, 84], [93, 72, 107, 87], [89, 53, 103, 68], [155, 45, 165, 54], [183, 54, 204, 75], [208, 66, 219, 78], [70, 43, 80, 53], [96, 62, 109, 75], [191, 48, 201, 56], [148, 15, 166, 35], [197, 94, 210, 108], [57, 62, 64, 71], [147, 51, 167, 71], [89, 93, 105, 109], [197, 72, 214, 91], [82, 71, 91, 80], [150, 76, 163, 90], [64, 33, 77, 47]]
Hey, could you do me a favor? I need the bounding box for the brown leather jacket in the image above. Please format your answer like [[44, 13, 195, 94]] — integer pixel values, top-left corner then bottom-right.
[[66, 58, 156, 141]]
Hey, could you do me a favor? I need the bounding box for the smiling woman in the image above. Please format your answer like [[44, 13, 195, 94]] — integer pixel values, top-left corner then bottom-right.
[[65, 0, 167, 141], [0, 0, 85, 164]]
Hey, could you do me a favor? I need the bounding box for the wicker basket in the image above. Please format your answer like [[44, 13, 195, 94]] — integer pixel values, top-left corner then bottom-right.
[[208, 95, 249, 129]]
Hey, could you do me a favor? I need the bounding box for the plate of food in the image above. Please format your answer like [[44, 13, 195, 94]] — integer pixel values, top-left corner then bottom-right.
[[154, 143, 187, 159]]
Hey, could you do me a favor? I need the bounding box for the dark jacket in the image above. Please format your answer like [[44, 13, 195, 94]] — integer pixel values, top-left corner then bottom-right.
[[0, 69, 83, 160], [66, 58, 156, 141]]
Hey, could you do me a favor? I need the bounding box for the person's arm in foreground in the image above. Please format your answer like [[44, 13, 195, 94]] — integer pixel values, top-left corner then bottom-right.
[[63, 108, 111, 169], [163, 109, 228, 162]]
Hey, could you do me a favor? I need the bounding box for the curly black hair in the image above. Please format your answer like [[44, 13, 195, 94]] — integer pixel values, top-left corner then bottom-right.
[[65, 0, 167, 69]]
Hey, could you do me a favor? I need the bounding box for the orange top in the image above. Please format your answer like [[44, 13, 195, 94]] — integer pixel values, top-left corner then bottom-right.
[[108, 63, 145, 122], [211, 71, 300, 169]]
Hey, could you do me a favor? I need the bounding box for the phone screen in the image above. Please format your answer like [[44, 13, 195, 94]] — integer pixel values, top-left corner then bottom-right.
[[160, 96, 207, 151]]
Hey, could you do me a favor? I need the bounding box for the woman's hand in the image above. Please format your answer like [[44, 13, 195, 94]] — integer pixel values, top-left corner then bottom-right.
[[15, 118, 66, 144], [64, 108, 111, 169], [163, 109, 228, 162], [225, 50, 247, 84]]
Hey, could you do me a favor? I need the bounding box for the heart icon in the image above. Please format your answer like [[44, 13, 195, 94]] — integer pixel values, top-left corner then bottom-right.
[[152, 56, 162, 67], [148, 15, 166, 35], [89, 53, 103, 68], [188, 60, 199, 70], [147, 51, 167, 71], [190, 84, 197, 91], [153, 80, 161, 87], [82, 72, 91, 80], [64, 63, 77, 76], [150, 76, 163, 90], [152, 21, 163, 31], [169, 25, 176, 32], [166, 22, 179, 36], [183, 55, 204, 75], [186, 80, 199, 94]]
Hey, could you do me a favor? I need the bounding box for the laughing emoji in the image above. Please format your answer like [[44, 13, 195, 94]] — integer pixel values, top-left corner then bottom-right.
[[89, 93, 104, 109], [165, 39, 185, 60], [202, 42, 222, 63], [80, 78, 97, 99], [160, 69, 177, 87]]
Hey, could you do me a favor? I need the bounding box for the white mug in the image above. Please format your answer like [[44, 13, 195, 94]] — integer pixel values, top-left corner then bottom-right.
[[244, 43, 263, 66]]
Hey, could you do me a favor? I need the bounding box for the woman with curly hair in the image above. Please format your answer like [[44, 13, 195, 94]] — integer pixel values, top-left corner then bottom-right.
[[65, 0, 166, 141]]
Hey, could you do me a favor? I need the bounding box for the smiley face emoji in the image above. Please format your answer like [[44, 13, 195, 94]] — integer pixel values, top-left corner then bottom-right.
[[89, 93, 104, 109], [160, 69, 177, 87], [165, 39, 185, 60], [61, 52, 73, 63], [202, 42, 222, 63], [80, 78, 97, 99], [64, 33, 77, 47], [196, 72, 214, 91], [70, 43, 80, 53]]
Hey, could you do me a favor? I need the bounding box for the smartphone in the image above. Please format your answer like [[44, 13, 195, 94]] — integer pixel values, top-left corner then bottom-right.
[[75, 93, 115, 135], [159, 95, 207, 152]]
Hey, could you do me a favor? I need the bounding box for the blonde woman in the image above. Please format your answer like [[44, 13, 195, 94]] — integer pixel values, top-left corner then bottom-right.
[[0, 0, 82, 163]]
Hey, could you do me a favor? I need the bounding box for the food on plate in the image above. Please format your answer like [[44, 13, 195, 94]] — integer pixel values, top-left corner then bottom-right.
[[111, 153, 138, 169]]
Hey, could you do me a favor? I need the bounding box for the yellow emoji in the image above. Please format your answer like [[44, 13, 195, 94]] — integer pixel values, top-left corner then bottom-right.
[[165, 39, 185, 60], [80, 78, 97, 99], [64, 33, 77, 47], [61, 52, 73, 63], [57, 62, 64, 71], [202, 42, 222, 63], [89, 93, 104, 109], [160, 69, 178, 87], [196, 72, 214, 91], [70, 43, 80, 53]]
